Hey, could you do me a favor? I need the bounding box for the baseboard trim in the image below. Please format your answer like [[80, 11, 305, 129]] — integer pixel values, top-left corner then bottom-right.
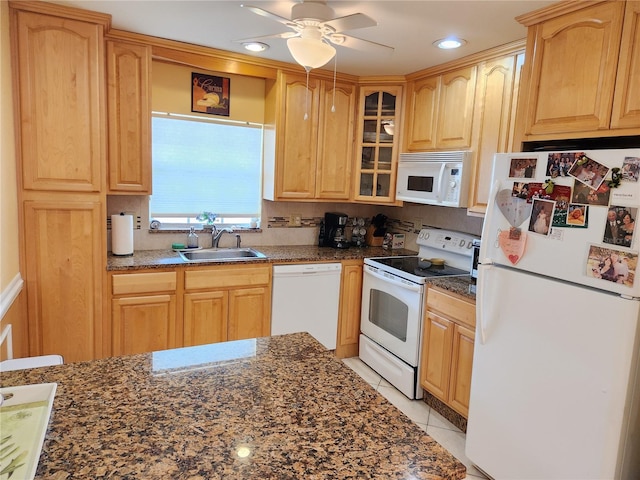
[[1, 274, 24, 320]]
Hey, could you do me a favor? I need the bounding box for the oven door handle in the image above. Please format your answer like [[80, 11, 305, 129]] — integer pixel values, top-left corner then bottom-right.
[[364, 267, 423, 292]]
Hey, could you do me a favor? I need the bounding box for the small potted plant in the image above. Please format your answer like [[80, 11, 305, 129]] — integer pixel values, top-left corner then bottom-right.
[[196, 212, 217, 229]]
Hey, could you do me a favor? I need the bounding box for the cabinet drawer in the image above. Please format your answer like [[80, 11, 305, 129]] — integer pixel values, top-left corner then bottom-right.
[[426, 287, 475, 329], [185, 265, 271, 290], [112, 272, 177, 295]]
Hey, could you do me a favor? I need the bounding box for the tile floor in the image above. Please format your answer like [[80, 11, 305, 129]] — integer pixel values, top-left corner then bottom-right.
[[342, 357, 488, 480]]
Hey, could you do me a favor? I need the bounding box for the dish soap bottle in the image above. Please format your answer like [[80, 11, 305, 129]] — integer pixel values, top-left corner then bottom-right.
[[187, 227, 199, 248]]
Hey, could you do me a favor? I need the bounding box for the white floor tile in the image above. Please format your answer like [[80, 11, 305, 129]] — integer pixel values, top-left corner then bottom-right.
[[343, 356, 488, 480], [376, 384, 431, 425], [341, 357, 382, 387], [426, 425, 486, 478]]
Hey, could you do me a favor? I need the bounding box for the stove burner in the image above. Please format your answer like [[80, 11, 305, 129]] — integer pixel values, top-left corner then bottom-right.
[[369, 255, 470, 281]]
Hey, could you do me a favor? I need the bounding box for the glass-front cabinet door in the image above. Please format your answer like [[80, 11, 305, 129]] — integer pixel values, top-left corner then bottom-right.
[[354, 85, 403, 203]]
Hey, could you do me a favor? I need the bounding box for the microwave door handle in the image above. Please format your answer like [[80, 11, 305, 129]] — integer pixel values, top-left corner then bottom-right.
[[364, 267, 422, 292], [436, 163, 446, 203]]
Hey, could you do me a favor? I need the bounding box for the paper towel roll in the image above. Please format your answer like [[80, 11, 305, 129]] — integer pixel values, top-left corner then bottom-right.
[[112, 213, 134, 256]]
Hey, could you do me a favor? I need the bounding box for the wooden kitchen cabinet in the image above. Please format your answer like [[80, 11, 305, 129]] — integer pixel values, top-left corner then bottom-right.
[[23, 199, 105, 363], [335, 260, 363, 358], [515, 1, 640, 142], [468, 52, 524, 214], [404, 66, 476, 151], [263, 71, 356, 201], [353, 85, 403, 204], [611, 1, 640, 130], [12, 6, 107, 193], [111, 271, 178, 356], [421, 286, 475, 418], [106, 39, 152, 194], [184, 264, 271, 345], [10, 2, 110, 362]]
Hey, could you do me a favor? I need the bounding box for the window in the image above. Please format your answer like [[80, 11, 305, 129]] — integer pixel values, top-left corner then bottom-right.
[[150, 112, 263, 228]]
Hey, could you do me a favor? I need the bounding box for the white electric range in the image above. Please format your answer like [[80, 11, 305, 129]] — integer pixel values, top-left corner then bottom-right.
[[360, 227, 478, 399]]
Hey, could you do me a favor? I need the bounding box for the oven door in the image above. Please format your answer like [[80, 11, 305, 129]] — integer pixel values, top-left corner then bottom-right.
[[360, 264, 424, 366]]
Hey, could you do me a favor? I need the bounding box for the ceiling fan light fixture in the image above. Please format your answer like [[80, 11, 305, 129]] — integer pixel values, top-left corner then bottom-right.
[[433, 37, 467, 50], [242, 41, 269, 52], [287, 37, 336, 70]]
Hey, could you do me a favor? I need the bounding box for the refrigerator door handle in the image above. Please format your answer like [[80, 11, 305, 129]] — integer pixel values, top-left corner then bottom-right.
[[476, 264, 490, 345]]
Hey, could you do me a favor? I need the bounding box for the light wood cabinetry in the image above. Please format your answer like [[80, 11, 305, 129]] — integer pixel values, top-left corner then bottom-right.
[[263, 71, 356, 201], [468, 53, 524, 214], [335, 260, 363, 358], [106, 39, 152, 193], [183, 264, 271, 345], [23, 198, 105, 363], [404, 66, 476, 151], [421, 286, 475, 418], [353, 85, 403, 204], [515, 1, 640, 142], [111, 271, 178, 356], [10, 2, 109, 362], [12, 6, 106, 193]]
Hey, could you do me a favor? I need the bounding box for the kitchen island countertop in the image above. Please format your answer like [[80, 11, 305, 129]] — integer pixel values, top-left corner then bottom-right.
[[1, 333, 466, 479]]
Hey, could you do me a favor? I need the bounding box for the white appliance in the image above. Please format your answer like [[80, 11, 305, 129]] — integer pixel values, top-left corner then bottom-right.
[[271, 263, 342, 350], [360, 228, 478, 399], [467, 148, 640, 479], [395, 151, 471, 207]]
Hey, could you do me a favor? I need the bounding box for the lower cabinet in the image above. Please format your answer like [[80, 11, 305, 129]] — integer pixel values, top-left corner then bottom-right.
[[111, 271, 178, 356], [335, 260, 363, 358], [420, 286, 475, 417], [183, 264, 271, 345], [109, 260, 362, 356]]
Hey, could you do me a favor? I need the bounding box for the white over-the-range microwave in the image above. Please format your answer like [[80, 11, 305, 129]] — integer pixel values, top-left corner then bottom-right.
[[395, 150, 471, 207]]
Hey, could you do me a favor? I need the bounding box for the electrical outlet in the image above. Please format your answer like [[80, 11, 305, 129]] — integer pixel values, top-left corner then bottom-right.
[[413, 218, 423, 231], [289, 214, 302, 227]]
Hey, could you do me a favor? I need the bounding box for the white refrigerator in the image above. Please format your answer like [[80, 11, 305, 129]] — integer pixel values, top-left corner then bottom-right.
[[466, 148, 640, 479]]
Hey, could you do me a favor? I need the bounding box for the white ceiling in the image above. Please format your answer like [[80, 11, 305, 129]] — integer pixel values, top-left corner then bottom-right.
[[49, 0, 556, 76]]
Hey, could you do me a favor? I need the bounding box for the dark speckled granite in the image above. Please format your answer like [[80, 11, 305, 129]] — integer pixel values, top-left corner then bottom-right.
[[1, 333, 465, 480], [107, 245, 417, 271]]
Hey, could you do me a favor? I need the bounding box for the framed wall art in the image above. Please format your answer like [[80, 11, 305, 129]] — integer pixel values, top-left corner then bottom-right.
[[192, 72, 230, 116]]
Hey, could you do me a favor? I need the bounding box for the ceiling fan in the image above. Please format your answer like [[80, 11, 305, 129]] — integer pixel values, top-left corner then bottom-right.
[[237, 0, 394, 70]]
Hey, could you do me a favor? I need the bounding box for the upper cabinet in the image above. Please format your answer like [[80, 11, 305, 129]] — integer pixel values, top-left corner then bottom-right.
[[515, 0, 640, 142], [263, 71, 356, 201], [404, 66, 477, 151], [467, 52, 524, 214], [612, 1, 640, 130], [353, 85, 403, 204], [13, 8, 106, 192], [106, 39, 152, 194]]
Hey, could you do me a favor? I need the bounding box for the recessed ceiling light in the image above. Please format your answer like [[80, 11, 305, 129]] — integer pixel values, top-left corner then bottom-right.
[[433, 37, 467, 50], [242, 42, 269, 52]]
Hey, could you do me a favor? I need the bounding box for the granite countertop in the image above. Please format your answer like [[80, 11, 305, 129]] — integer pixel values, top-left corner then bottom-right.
[[107, 245, 418, 271], [1, 333, 466, 479], [107, 245, 476, 300]]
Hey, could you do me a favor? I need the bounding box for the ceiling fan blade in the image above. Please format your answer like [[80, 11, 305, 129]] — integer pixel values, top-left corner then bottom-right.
[[241, 4, 295, 27], [329, 33, 394, 53], [322, 13, 376, 33], [233, 32, 299, 44]]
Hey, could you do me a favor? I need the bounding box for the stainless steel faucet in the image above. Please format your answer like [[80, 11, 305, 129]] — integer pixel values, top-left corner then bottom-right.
[[211, 226, 234, 248]]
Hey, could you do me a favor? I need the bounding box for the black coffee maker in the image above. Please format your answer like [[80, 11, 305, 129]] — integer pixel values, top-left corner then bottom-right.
[[319, 212, 350, 249]]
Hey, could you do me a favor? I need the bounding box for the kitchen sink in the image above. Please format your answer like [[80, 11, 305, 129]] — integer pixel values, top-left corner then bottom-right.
[[179, 248, 267, 262]]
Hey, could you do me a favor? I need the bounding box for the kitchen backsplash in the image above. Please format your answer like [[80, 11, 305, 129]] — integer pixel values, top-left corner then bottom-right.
[[106, 195, 484, 252]]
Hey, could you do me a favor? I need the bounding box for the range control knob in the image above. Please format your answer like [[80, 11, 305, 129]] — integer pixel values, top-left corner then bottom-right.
[[449, 181, 457, 188]]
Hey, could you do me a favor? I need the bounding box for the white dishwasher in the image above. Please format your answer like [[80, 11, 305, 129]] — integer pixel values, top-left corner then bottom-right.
[[271, 263, 342, 350]]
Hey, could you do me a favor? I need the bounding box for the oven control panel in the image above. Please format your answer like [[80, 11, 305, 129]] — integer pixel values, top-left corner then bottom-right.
[[417, 228, 478, 257]]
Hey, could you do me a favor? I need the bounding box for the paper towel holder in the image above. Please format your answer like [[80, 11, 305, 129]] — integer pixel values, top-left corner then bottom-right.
[[112, 212, 134, 256]]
